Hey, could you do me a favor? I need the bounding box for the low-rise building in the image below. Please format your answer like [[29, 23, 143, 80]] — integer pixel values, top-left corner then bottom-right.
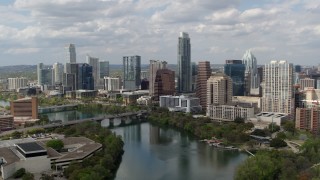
[[66, 90, 98, 99], [137, 96, 152, 106], [159, 95, 202, 113], [122, 90, 149, 106], [0, 116, 14, 131], [232, 96, 261, 113], [207, 105, 254, 122], [0, 137, 102, 179], [296, 107, 320, 134], [251, 112, 289, 126], [10, 97, 38, 124]]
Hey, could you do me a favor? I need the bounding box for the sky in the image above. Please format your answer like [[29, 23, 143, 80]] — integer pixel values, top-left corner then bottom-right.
[[0, 0, 319, 66]]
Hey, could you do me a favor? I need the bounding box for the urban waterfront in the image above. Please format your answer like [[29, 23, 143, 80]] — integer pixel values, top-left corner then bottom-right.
[[43, 110, 248, 180]]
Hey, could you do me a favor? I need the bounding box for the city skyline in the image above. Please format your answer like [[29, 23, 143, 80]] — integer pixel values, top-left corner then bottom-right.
[[0, 0, 319, 66]]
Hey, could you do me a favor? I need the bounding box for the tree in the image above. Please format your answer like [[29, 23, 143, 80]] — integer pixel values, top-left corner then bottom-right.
[[234, 117, 245, 124], [283, 121, 296, 135], [46, 139, 64, 151], [276, 132, 287, 140], [13, 168, 26, 178], [268, 123, 280, 132], [11, 131, 23, 139], [270, 138, 287, 148], [22, 172, 34, 180]]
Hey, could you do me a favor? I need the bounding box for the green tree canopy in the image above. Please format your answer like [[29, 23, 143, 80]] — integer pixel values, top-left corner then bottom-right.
[[46, 139, 64, 151]]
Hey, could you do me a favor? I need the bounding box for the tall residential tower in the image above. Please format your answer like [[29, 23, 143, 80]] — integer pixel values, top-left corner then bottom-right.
[[196, 61, 211, 109], [262, 60, 294, 115], [242, 50, 259, 95], [177, 32, 191, 93], [123, 56, 141, 90], [65, 44, 76, 63], [149, 60, 167, 97]]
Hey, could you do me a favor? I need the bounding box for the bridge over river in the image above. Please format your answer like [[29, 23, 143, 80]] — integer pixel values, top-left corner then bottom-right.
[[0, 110, 149, 136]]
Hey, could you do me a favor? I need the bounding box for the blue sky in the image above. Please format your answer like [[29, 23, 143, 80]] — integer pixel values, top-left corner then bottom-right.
[[0, 0, 320, 66]]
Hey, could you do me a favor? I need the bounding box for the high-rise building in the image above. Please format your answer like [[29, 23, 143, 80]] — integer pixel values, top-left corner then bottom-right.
[[100, 61, 109, 78], [177, 32, 192, 93], [40, 68, 53, 86], [149, 60, 167, 96], [207, 73, 233, 106], [104, 77, 121, 91], [154, 69, 175, 100], [53, 62, 63, 84], [300, 78, 315, 91], [224, 60, 245, 96], [196, 61, 211, 109], [191, 62, 198, 91], [78, 63, 94, 90], [8, 78, 28, 90], [242, 50, 259, 95], [37, 63, 43, 85], [86, 55, 100, 89], [65, 44, 76, 63], [123, 56, 141, 90], [262, 60, 294, 116]]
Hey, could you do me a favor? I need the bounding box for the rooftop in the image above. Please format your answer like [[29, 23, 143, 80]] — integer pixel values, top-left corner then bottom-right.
[[0, 147, 20, 166], [16, 142, 46, 153]]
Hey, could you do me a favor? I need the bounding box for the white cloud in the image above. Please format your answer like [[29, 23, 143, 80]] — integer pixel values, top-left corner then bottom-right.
[[0, 0, 319, 65]]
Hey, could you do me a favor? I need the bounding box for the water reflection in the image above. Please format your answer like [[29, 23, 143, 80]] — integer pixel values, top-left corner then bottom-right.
[[112, 123, 248, 180]]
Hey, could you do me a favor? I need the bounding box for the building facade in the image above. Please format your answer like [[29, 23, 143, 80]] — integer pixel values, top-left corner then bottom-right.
[[0, 116, 14, 131], [123, 56, 141, 90], [100, 61, 110, 78], [300, 78, 315, 91], [104, 77, 121, 91], [10, 97, 38, 123], [296, 107, 320, 134], [207, 105, 254, 122], [159, 95, 202, 113], [262, 60, 294, 116], [79, 63, 94, 90], [65, 44, 76, 63], [177, 32, 192, 93], [149, 60, 167, 96], [8, 78, 28, 90], [154, 69, 175, 100], [196, 61, 211, 109], [86, 55, 100, 90], [242, 50, 259, 95], [207, 73, 233, 106], [52, 62, 63, 84], [224, 60, 245, 96]]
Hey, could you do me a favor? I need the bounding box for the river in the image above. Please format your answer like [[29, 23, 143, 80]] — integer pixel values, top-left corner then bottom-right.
[[42, 110, 248, 180]]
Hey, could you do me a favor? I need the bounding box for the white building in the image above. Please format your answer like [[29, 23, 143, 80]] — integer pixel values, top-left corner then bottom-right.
[[137, 96, 152, 106], [300, 78, 315, 91], [262, 60, 294, 116], [52, 62, 63, 84], [252, 112, 289, 126], [65, 44, 76, 63], [86, 55, 100, 90], [104, 77, 121, 91], [8, 77, 28, 90], [159, 95, 202, 113], [207, 105, 254, 122]]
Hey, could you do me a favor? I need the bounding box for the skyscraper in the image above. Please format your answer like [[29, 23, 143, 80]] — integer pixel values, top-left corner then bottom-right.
[[196, 61, 211, 109], [65, 44, 76, 63], [177, 32, 191, 93], [53, 62, 63, 84], [100, 61, 110, 78], [149, 60, 167, 97], [154, 69, 175, 100], [123, 56, 141, 90], [79, 63, 94, 90], [86, 55, 100, 90], [207, 73, 233, 106], [262, 60, 294, 115], [242, 50, 259, 95], [37, 63, 43, 85], [224, 60, 246, 96]]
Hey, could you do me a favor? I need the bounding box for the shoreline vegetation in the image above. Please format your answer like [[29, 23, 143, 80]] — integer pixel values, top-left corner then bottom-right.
[[50, 121, 124, 180], [147, 107, 320, 179]]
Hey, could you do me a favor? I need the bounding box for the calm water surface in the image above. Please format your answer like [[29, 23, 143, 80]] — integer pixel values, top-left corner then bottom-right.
[[43, 110, 248, 180], [110, 123, 248, 180]]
